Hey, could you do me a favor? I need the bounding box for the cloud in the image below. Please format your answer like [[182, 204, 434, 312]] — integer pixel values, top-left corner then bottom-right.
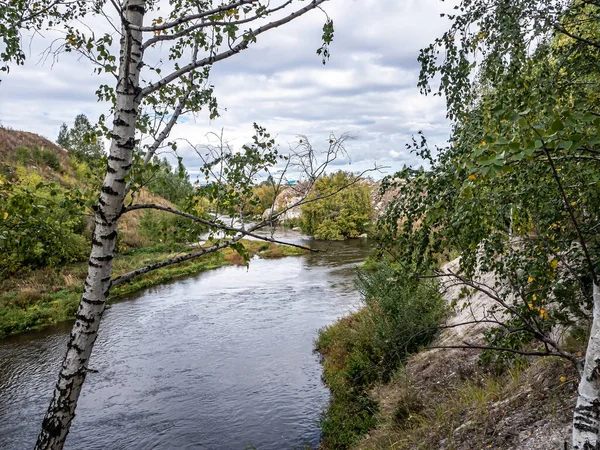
[[0, 0, 455, 179]]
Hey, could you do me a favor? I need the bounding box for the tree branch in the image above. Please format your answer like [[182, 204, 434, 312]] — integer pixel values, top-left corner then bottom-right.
[[139, 0, 328, 98], [428, 342, 575, 362], [141, 0, 294, 50], [132, 0, 258, 32], [122, 203, 317, 252], [110, 234, 244, 287]]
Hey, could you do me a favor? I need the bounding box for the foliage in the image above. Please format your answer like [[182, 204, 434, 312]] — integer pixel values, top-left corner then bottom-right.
[[57, 114, 105, 164], [316, 265, 445, 448], [244, 183, 277, 217], [301, 171, 373, 240], [14, 146, 61, 171], [0, 166, 89, 275], [139, 209, 206, 247], [144, 156, 195, 207], [376, 0, 600, 369]]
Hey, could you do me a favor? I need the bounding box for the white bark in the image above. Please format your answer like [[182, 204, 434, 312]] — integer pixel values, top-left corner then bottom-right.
[[573, 283, 600, 450], [34, 2, 145, 449]]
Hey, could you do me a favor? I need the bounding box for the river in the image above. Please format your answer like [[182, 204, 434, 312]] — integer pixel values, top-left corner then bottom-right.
[[0, 232, 370, 450]]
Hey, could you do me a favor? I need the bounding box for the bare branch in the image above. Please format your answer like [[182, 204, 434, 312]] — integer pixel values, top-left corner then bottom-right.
[[428, 343, 576, 363], [122, 203, 317, 252]]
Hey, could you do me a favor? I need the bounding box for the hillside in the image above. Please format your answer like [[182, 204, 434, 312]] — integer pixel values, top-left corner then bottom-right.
[[0, 126, 176, 249], [351, 259, 579, 450]]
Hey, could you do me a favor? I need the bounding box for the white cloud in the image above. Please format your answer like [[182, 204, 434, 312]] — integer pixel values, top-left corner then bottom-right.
[[0, 0, 456, 179]]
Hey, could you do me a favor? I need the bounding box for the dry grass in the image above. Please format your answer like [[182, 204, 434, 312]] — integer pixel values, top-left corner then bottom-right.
[[0, 126, 69, 164], [354, 349, 579, 450]]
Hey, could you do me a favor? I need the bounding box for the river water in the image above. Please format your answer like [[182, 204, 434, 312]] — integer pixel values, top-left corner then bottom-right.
[[0, 232, 370, 450]]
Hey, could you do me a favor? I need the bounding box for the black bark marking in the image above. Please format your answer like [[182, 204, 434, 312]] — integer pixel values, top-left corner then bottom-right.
[[102, 185, 120, 196], [92, 236, 103, 247], [75, 313, 95, 325], [106, 164, 117, 174], [100, 230, 118, 241], [588, 357, 600, 382], [117, 137, 136, 150], [67, 341, 85, 354], [113, 117, 130, 127], [121, 163, 132, 171], [88, 261, 103, 269], [108, 155, 127, 162], [101, 276, 111, 282], [82, 297, 104, 306], [114, 178, 126, 184], [126, 3, 145, 13], [93, 254, 114, 262]]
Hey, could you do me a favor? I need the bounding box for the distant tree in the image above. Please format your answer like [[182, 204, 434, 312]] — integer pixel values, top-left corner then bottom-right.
[[301, 171, 373, 240], [56, 123, 70, 149], [57, 114, 104, 162]]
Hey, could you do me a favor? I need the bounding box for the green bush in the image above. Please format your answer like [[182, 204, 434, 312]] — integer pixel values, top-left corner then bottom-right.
[[139, 210, 206, 247], [0, 174, 88, 275], [13, 146, 61, 171], [316, 262, 446, 448]]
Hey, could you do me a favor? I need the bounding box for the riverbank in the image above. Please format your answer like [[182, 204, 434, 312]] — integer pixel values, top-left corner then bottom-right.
[[0, 240, 305, 339], [316, 259, 584, 449]]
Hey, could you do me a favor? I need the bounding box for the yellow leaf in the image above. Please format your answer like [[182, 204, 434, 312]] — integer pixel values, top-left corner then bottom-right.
[[560, 376, 567, 383], [468, 174, 477, 181], [550, 260, 558, 270], [2, 211, 7, 220], [528, 276, 534, 283], [539, 308, 548, 319]]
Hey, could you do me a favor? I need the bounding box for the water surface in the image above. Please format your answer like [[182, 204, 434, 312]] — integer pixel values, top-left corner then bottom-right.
[[0, 234, 370, 450]]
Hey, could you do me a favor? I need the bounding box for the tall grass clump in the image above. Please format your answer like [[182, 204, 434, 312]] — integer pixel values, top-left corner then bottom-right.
[[316, 262, 446, 448]]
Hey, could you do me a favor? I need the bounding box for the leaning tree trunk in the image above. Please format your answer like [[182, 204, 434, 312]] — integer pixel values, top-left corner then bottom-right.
[[573, 283, 600, 450], [34, 2, 145, 449]]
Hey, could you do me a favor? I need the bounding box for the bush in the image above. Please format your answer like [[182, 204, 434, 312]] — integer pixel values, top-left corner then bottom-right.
[[139, 210, 207, 247], [0, 173, 89, 275], [316, 262, 446, 448], [14, 146, 61, 171]]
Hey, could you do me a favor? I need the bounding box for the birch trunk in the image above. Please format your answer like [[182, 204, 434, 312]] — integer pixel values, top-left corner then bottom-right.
[[573, 283, 600, 450], [34, 2, 145, 449]]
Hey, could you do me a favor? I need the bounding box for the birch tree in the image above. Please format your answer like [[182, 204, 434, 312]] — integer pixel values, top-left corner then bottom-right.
[[0, 1, 354, 449], [379, 1, 600, 448]]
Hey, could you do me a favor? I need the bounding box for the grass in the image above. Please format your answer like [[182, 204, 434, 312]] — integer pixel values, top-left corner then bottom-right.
[[353, 354, 578, 450], [0, 240, 306, 339]]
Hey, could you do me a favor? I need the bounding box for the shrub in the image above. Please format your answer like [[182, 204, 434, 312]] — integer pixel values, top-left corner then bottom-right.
[[0, 174, 89, 275], [316, 262, 446, 448], [139, 209, 207, 247]]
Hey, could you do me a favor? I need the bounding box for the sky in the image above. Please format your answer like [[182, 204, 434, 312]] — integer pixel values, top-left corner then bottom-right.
[[0, 0, 455, 180]]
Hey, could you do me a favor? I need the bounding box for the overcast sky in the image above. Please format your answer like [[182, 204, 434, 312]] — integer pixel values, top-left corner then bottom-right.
[[0, 0, 455, 180]]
